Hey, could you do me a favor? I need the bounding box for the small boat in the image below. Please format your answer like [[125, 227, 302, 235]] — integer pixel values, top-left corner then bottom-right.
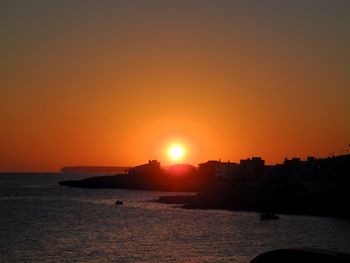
[[260, 213, 279, 220], [115, 200, 123, 205]]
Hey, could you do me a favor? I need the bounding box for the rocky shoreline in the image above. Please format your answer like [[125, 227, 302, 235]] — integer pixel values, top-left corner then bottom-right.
[[59, 173, 205, 192], [59, 174, 350, 218], [157, 190, 350, 218]]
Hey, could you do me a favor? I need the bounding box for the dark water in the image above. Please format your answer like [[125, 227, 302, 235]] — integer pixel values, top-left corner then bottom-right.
[[0, 173, 349, 263]]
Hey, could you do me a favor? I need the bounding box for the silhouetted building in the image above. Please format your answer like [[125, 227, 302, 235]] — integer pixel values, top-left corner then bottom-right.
[[240, 157, 265, 169], [239, 157, 265, 177], [198, 160, 239, 180], [283, 158, 303, 182], [198, 160, 221, 181], [128, 160, 161, 178], [216, 162, 239, 179]]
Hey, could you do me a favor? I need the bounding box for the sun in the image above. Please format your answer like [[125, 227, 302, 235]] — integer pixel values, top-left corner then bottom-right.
[[167, 143, 186, 162]]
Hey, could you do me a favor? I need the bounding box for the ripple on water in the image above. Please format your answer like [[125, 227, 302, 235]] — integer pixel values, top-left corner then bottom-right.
[[1, 173, 350, 263]]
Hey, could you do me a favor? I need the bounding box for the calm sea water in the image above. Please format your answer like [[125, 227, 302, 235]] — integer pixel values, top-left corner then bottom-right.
[[0, 173, 349, 263]]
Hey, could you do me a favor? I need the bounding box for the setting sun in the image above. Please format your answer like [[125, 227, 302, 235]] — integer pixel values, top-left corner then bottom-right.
[[167, 144, 186, 162]]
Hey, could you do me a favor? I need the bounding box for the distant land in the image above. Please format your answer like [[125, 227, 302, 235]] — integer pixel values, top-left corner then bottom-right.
[[60, 166, 130, 174]]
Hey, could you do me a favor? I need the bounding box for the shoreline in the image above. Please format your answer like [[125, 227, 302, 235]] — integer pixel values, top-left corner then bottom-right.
[[157, 194, 350, 219], [59, 174, 350, 219]]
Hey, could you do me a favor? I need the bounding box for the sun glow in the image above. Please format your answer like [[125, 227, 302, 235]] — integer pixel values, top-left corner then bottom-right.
[[167, 143, 186, 162]]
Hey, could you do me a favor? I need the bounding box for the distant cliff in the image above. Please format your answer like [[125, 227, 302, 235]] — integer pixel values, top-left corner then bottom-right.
[[60, 166, 130, 174]]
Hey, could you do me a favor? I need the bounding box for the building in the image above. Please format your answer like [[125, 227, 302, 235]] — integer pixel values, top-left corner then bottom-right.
[[215, 162, 239, 179], [128, 160, 162, 178], [239, 157, 265, 176], [198, 160, 221, 181], [198, 160, 239, 179]]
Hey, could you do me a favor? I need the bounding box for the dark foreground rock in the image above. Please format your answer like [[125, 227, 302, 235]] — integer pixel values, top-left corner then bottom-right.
[[250, 248, 350, 263]]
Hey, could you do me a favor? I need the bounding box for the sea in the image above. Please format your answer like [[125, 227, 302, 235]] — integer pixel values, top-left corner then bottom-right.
[[0, 173, 349, 263]]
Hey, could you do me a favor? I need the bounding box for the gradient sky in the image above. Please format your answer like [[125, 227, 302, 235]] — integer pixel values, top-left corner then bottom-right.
[[1, 0, 349, 171]]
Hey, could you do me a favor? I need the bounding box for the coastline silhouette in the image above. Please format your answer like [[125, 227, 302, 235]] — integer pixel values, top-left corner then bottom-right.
[[60, 153, 350, 218]]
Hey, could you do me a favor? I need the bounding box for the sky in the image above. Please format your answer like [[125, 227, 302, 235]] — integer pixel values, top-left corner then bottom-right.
[[0, 0, 349, 171]]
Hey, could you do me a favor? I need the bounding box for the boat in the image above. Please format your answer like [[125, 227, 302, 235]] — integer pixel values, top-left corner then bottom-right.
[[260, 213, 279, 220], [115, 200, 123, 205]]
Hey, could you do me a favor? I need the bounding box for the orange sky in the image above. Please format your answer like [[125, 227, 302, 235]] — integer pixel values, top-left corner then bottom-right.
[[0, 1, 349, 171]]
